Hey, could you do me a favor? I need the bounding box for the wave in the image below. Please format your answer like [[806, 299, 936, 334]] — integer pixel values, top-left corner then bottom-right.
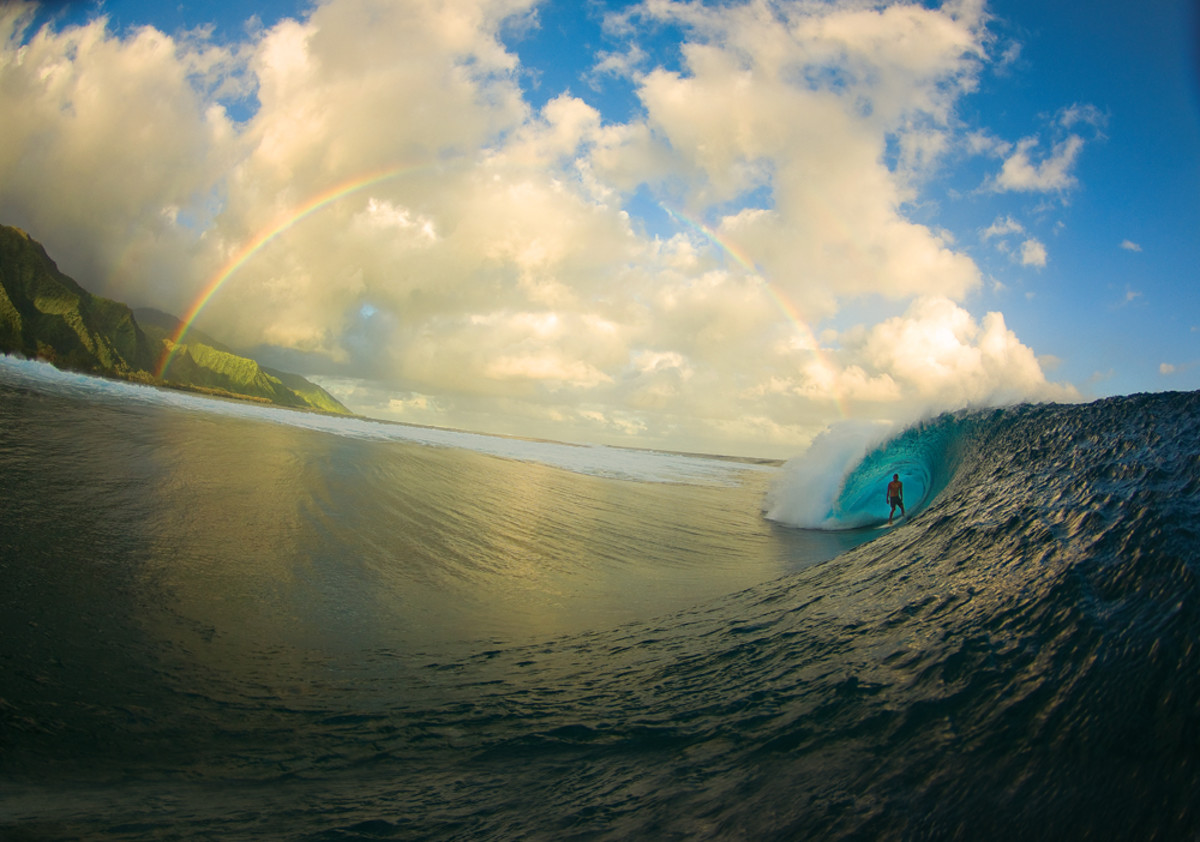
[[5, 347, 1200, 840], [765, 411, 967, 529]]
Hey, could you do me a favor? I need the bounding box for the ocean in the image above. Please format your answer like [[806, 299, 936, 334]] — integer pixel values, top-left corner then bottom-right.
[[2, 355, 1197, 840]]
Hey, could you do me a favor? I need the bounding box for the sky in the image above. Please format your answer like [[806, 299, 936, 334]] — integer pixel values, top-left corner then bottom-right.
[[2, 0, 1197, 458]]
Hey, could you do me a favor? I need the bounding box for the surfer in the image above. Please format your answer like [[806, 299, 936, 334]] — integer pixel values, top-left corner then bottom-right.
[[886, 474, 905, 524]]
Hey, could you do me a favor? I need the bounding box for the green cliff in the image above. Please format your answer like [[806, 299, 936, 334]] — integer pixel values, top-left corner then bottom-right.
[[0, 226, 158, 376], [0, 225, 351, 415]]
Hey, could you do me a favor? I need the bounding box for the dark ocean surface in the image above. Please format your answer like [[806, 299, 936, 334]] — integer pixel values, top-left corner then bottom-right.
[[2, 356, 1198, 840]]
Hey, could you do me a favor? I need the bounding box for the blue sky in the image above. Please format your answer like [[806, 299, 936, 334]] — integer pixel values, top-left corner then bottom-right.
[[958, 0, 1200, 396], [4, 0, 1198, 456]]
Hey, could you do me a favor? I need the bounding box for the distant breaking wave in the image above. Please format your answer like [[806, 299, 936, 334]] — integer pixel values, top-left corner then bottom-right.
[[0, 355, 763, 486]]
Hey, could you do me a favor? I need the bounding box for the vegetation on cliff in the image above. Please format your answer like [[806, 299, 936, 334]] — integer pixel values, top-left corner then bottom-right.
[[0, 225, 351, 415]]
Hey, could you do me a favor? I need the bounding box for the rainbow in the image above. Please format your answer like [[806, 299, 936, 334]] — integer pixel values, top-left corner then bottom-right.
[[661, 205, 848, 418], [156, 163, 427, 378]]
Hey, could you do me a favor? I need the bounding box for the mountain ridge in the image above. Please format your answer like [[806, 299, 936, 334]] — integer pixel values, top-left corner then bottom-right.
[[0, 225, 351, 416]]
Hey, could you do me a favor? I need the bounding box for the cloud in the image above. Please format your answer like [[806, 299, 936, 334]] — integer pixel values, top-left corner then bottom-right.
[[844, 296, 1076, 409], [1019, 237, 1047, 267], [1120, 239, 1143, 252], [590, 43, 647, 83], [1159, 360, 1198, 377], [983, 104, 1103, 194], [992, 134, 1084, 192], [0, 0, 1080, 457], [1058, 103, 1106, 131], [980, 217, 1045, 267], [0, 4, 236, 298], [603, 0, 987, 314], [982, 216, 1024, 240]]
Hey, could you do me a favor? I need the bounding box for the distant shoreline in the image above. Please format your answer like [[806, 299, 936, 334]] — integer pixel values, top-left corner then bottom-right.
[[2, 351, 786, 466]]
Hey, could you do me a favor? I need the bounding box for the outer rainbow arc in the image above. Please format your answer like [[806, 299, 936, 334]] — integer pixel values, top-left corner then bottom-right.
[[661, 205, 848, 419], [155, 163, 425, 379]]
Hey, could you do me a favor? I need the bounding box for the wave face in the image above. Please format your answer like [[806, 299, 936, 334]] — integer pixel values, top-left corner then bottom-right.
[[2, 356, 1199, 841]]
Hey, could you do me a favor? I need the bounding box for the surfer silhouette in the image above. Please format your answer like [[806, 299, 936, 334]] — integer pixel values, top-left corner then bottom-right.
[[886, 474, 905, 524]]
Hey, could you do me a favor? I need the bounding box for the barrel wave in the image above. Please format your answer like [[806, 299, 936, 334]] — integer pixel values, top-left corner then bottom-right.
[[765, 412, 968, 529], [2, 356, 1199, 841]]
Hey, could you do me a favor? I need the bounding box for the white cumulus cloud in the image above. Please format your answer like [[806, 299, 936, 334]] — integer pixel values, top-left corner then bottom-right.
[[0, 0, 1081, 457], [1020, 238, 1047, 267]]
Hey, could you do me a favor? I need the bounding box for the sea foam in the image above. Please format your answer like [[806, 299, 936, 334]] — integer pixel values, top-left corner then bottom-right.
[[0, 355, 765, 486]]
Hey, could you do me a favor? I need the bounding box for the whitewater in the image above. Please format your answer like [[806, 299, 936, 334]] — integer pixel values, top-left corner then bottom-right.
[[2, 355, 1198, 840]]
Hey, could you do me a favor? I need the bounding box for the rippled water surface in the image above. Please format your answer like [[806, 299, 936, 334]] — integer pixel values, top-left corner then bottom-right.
[[2, 357, 1198, 840]]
